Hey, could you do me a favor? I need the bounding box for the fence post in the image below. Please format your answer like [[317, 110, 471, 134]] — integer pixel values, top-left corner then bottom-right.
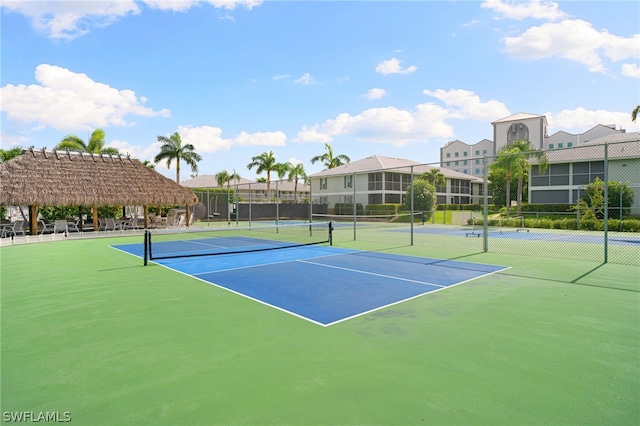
[[483, 155, 489, 252], [604, 143, 609, 263]]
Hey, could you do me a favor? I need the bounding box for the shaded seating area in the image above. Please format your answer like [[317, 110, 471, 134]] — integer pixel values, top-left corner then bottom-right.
[[1, 220, 26, 238], [0, 148, 198, 236]]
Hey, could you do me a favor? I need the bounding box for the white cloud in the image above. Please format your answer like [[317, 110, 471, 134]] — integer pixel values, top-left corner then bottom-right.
[[294, 125, 333, 143], [272, 74, 290, 81], [363, 88, 386, 100], [108, 139, 162, 161], [1, 0, 141, 40], [375, 58, 417, 75], [175, 125, 286, 155], [295, 89, 511, 146], [293, 73, 314, 85], [621, 63, 640, 78], [423, 89, 510, 120], [234, 131, 287, 146], [298, 104, 454, 147], [502, 19, 640, 74], [0, 64, 170, 132], [481, 0, 567, 21], [546, 107, 636, 133], [1, 0, 263, 40]]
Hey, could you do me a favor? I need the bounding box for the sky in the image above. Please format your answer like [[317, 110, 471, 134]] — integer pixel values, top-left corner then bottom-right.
[[1, 0, 639, 182]]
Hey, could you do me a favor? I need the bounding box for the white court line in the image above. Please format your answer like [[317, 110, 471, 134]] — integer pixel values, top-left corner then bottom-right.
[[296, 259, 447, 288]]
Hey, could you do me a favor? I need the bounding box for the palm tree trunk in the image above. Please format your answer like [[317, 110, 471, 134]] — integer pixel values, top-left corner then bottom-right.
[[517, 176, 524, 216], [266, 172, 271, 200], [505, 177, 511, 218], [176, 159, 181, 184]]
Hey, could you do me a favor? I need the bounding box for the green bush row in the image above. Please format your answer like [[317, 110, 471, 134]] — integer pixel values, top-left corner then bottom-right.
[[467, 217, 640, 232], [364, 204, 402, 215]]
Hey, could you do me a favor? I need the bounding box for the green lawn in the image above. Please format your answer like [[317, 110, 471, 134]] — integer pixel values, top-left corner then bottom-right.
[[1, 233, 638, 425]]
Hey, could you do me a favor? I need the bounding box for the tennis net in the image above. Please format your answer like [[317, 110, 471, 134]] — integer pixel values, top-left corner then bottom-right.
[[144, 221, 332, 263]]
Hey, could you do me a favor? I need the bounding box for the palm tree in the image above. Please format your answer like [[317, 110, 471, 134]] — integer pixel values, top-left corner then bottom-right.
[[287, 163, 307, 203], [216, 170, 241, 189], [0, 146, 22, 163], [422, 168, 445, 188], [154, 132, 202, 184], [632, 105, 640, 123], [490, 139, 548, 217], [247, 151, 278, 200], [55, 128, 119, 154], [310, 143, 350, 169]]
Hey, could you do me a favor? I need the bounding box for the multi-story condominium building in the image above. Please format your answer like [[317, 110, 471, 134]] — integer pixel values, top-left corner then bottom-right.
[[440, 113, 626, 178], [308, 155, 490, 209], [528, 131, 640, 214]]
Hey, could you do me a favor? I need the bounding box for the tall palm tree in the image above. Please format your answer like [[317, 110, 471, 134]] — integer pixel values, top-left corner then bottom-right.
[[632, 105, 640, 123], [489, 146, 522, 217], [490, 139, 548, 216], [216, 169, 241, 189], [55, 128, 119, 154], [310, 143, 350, 169], [422, 167, 446, 188], [287, 163, 307, 203], [247, 151, 278, 200], [154, 132, 202, 184]]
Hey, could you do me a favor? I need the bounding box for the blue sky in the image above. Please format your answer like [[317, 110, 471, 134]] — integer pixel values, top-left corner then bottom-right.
[[1, 0, 639, 181]]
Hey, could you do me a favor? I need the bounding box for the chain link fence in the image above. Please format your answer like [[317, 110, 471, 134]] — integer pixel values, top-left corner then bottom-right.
[[308, 140, 640, 266]]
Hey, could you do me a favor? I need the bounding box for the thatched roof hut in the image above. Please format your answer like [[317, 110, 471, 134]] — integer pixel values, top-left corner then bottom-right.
[[0, 148, 197, 233]]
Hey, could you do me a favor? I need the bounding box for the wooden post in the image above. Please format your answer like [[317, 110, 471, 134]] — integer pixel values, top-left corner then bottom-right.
[[92, 207, 98, 231], [186, 204, 190, 228], [29, 205, 38, 235], [143, 206, 149, 229]]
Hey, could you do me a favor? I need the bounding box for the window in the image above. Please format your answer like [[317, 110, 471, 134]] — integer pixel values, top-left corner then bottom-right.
[[558, 143, 564, 148], [475, 159, 480, 164], [463, 152, 468, 157], [475, 150, 480, 155], [455, 161, 459, 166], [384, 173, 409, 191], [463, 169, 468, 175], [368, 194, 382, 204], [549, 143, 554, 149], [319, 177, 327, 190], [446, 153, 451, 158], [568, 142, 573, 147], [475, 168, 480, 175], [368, 172, 382, 190], [482, 149, 487, 155], [446, 162, 450, 166], [454, 152, 459, 157], [344, 175, 352, 189], [463, 160, 467, 165]]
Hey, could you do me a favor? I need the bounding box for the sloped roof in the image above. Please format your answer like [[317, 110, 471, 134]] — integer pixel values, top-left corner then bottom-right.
[[181, 174, 254, 188], [309, 155, 482, 182], [491, 112, 546, 124], [532, 133, 640, 164], [0, 148, 198, 207], [182, 174, 310, 192]]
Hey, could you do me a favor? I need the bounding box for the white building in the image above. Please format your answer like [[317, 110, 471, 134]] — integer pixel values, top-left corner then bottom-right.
[[308, 155, 489, 209], [440, 113, 626, 178]]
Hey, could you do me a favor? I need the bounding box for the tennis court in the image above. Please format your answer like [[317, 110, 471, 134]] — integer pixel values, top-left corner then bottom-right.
[[1, 222, 638, 425], [114, 229, 507, 326]]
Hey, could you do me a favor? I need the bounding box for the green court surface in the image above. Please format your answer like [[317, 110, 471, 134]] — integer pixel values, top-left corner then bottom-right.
[[1, 232, 639, 425]]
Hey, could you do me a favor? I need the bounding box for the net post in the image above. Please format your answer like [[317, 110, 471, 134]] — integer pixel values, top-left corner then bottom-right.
[[329, 221, 333, 246], [143, 230, 148, 266]]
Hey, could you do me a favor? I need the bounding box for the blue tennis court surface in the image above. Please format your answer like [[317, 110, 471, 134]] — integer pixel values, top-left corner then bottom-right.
[[113, 242, 508, 326]]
